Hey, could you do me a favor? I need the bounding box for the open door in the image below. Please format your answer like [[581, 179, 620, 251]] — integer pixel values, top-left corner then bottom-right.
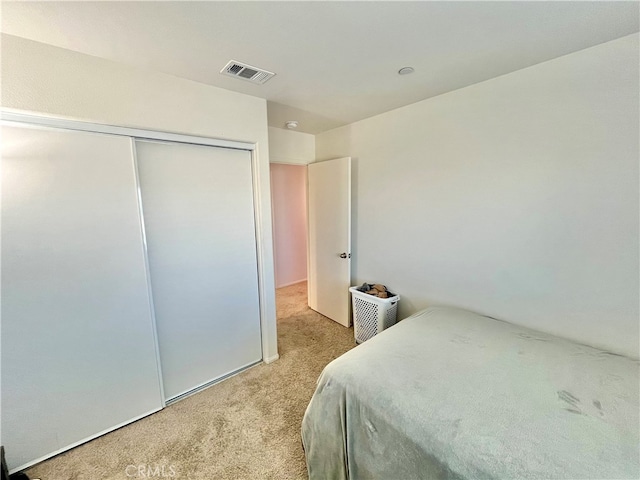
[[307, 157, 351, 326]]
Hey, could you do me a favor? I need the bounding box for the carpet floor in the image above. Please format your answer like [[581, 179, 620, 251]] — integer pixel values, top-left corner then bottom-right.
[[25, 281, 355, 480]]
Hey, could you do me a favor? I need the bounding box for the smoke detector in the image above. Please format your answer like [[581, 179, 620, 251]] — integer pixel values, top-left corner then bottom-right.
[[220, 60, 276, 85], [285, 121, 298, 129]]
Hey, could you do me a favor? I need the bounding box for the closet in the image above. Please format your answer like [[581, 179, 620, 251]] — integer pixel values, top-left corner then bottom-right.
[[1, 119, 263, 471]]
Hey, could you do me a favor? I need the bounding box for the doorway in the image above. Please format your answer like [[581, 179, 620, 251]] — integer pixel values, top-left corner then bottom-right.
[[270, 163, 308, 289]]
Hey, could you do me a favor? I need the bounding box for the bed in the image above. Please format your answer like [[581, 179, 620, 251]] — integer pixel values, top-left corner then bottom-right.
[[301, 306, 639, 480]]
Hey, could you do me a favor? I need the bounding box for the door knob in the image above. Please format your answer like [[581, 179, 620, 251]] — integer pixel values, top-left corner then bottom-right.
[[339, 253, 350, 259]]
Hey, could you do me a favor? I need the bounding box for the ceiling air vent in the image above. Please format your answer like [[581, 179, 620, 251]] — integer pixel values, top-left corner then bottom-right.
[[220, 60, 275, 85]]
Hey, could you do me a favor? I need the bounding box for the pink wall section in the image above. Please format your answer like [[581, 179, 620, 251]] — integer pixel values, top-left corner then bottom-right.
[[270, 164, 308, 288]]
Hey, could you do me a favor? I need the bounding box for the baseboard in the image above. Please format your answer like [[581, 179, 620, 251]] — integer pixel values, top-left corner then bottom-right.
[[264, 354, 280, 364], [276, 278, 307, 289]]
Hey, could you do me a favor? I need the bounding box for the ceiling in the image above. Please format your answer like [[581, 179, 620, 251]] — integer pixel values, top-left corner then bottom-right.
[[1, 1, 638, 134]]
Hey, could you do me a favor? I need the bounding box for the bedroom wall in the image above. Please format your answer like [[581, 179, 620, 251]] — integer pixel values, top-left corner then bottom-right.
[[268, 126, 315, 165], [270, 164, 308, 288], [0, 33, 279, 362], [316, 33, 639, 358]]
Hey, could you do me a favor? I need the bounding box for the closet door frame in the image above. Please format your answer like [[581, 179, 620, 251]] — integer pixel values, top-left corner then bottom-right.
[[1, 111, 273, 397]]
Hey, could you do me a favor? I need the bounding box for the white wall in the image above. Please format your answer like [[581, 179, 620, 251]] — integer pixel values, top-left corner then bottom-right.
[[316, 33, 639, 358], [270, 164, 308, 288], [268, 126, 315, 165], [1, 33, 279, 362]]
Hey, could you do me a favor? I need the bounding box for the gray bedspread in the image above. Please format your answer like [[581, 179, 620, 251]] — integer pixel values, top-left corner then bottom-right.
[[302, 306, 639, 480]]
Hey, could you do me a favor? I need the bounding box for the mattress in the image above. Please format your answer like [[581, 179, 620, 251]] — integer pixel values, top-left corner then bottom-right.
[[301, 306, 640, 480]]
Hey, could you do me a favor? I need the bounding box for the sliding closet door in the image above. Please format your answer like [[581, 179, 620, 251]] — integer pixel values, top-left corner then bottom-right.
[[135, 140, 262, 401], [1, 124, 163, 471]]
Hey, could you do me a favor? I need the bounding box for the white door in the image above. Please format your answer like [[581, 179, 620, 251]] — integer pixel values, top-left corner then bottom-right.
[[307, 157, 352, 326], [1, 124, 163, 471], [135, 140, 262, 402]]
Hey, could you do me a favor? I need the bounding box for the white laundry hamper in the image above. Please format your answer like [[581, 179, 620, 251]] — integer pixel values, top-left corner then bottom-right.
[[349, 286, 400, 343]]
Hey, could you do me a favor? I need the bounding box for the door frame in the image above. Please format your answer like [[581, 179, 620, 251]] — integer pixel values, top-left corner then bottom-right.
[[1, 110, 277, 393]]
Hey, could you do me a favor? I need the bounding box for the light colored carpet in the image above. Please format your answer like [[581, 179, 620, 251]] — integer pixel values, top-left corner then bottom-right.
[[25, 282, 355, 480]]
